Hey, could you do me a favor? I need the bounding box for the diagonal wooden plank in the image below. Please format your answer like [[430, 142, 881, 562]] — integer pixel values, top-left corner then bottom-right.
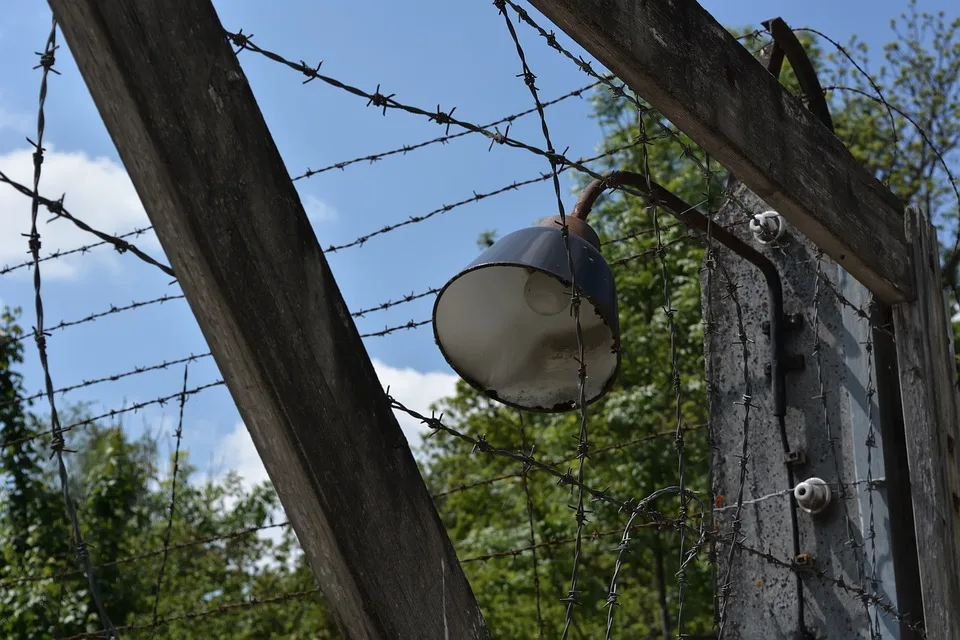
[[48, 1, 490, 637], [527, 0, 912, 304]]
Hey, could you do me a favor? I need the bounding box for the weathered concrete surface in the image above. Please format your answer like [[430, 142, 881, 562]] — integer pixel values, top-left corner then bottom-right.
[[704, 182, 900, 639]]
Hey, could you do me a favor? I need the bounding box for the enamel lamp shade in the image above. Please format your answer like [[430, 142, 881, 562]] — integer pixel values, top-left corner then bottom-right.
[[432, 216, 620, 412]]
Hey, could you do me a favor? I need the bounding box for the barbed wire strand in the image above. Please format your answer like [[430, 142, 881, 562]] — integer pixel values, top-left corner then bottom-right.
[[710, 531, 924, 636], [0, 521, 293, 591], [324, 141, 636, 255], [792, 27, 900, 184], [465, 521, 670, 565], [149, 365, 190, 633], [225, 29, 663, 213], [23, 19, 118, 638], [433, 424, 707, 500], [707, 231, 756, 635], [57, 588, 323, 640], [292, 78, 603, 181], [1, 380, 225, 451], [0, 226, 154, 277], [0, 171, 174, 278], [6, 353, 212, 412], [5, 293, 186, 349], [861, 300, 883, 639], [516, 411, 545, 639], [493, 6, 592, 635]]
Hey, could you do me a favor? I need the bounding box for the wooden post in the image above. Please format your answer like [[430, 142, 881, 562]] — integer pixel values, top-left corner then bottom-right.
[[892, 208, 960, 640], [48, 2, 490, 638], [525, 0, 912, 304]]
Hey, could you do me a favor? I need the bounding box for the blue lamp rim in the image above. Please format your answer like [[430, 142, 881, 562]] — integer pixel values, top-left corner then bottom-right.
[[431, 258, 622, 414]]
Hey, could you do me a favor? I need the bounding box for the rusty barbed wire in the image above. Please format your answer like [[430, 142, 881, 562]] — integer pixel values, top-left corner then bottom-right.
[[292, 78, 604, 181], [709, 256, 768, 638], [715, 532, 925, 636], [861, 302, 883, 639], [0, 170, 174, 278], [23, 18, 118, 639], [351, 287, 440, 318], [636, 98, 693, 639]]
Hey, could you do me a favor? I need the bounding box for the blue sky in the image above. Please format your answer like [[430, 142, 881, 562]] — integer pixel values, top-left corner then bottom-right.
[[0, 0, 953, 485]]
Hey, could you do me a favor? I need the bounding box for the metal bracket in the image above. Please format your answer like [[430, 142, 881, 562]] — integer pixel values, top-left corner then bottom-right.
[[785, 450, 807, 467], [793, 553, 816, 572], [763, 313, 803, 336]]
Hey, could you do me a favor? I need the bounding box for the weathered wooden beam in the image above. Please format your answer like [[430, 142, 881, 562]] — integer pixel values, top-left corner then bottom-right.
[[892, 207, 960, 639], [48, 2, 489, 638], [526, 0, 913, 304]]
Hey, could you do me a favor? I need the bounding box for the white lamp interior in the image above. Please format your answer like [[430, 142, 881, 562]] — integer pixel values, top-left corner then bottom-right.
[[435, 265, 618, 410]]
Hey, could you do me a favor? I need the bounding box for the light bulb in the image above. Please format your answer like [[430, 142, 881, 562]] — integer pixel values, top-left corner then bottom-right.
[[523, 270, 570, 316]]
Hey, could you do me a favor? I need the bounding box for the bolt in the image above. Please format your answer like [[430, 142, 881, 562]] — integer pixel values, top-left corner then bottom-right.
[[794, 477, 831, 515], [785, 450, 806, 466]]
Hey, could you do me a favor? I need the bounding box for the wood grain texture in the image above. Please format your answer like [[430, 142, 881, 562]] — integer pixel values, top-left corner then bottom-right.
[[48, 2, 489, 638], [527, 0, 913, 304], [892, 207, 960, 639]]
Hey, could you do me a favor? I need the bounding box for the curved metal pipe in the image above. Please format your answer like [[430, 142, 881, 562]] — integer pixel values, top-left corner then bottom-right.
[[572, 170, 787, 417]]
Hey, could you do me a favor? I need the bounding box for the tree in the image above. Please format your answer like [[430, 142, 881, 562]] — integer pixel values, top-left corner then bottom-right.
[[1, 7, 958, 639], [419, 7, 960, 640], [0, 308, 340, 639]]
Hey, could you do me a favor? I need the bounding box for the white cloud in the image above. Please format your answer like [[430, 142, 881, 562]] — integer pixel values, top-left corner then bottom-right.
[[0, 146, 153, 278], [216, 359, 458, 489], [302, 194, 337, 224], [0, 147, 338, 279]]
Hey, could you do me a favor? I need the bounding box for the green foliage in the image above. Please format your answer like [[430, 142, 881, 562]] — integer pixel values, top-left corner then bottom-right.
[[2, 8, 959, 640], [420, 10, 960, 640], [0, 309, 339, 639]]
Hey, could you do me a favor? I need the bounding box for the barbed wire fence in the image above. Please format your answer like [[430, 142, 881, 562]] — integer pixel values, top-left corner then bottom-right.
[[0, 2, 954, 638]]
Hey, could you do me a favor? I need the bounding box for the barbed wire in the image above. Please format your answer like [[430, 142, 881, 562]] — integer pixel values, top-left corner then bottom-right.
[[433, 424, 707, 499], [491, 7, 593, 635], [0, 226, 155, 276], [707, 235, 756, 637], [58, 588, 323, 640], [225, 28, 665, 214], [516, 412, 545, 638], [292, 78, 604, 181], [4, 293, 186, 349], [22, 18, 118, 639], [150, 365, 190, 632], [0, 170, 174, 278], [1, 379, 226, 451], [718, 532, 925, 636], [323, 141, 637, 255], [3, 352, 213, 411], [462, 520, 670, 564]]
